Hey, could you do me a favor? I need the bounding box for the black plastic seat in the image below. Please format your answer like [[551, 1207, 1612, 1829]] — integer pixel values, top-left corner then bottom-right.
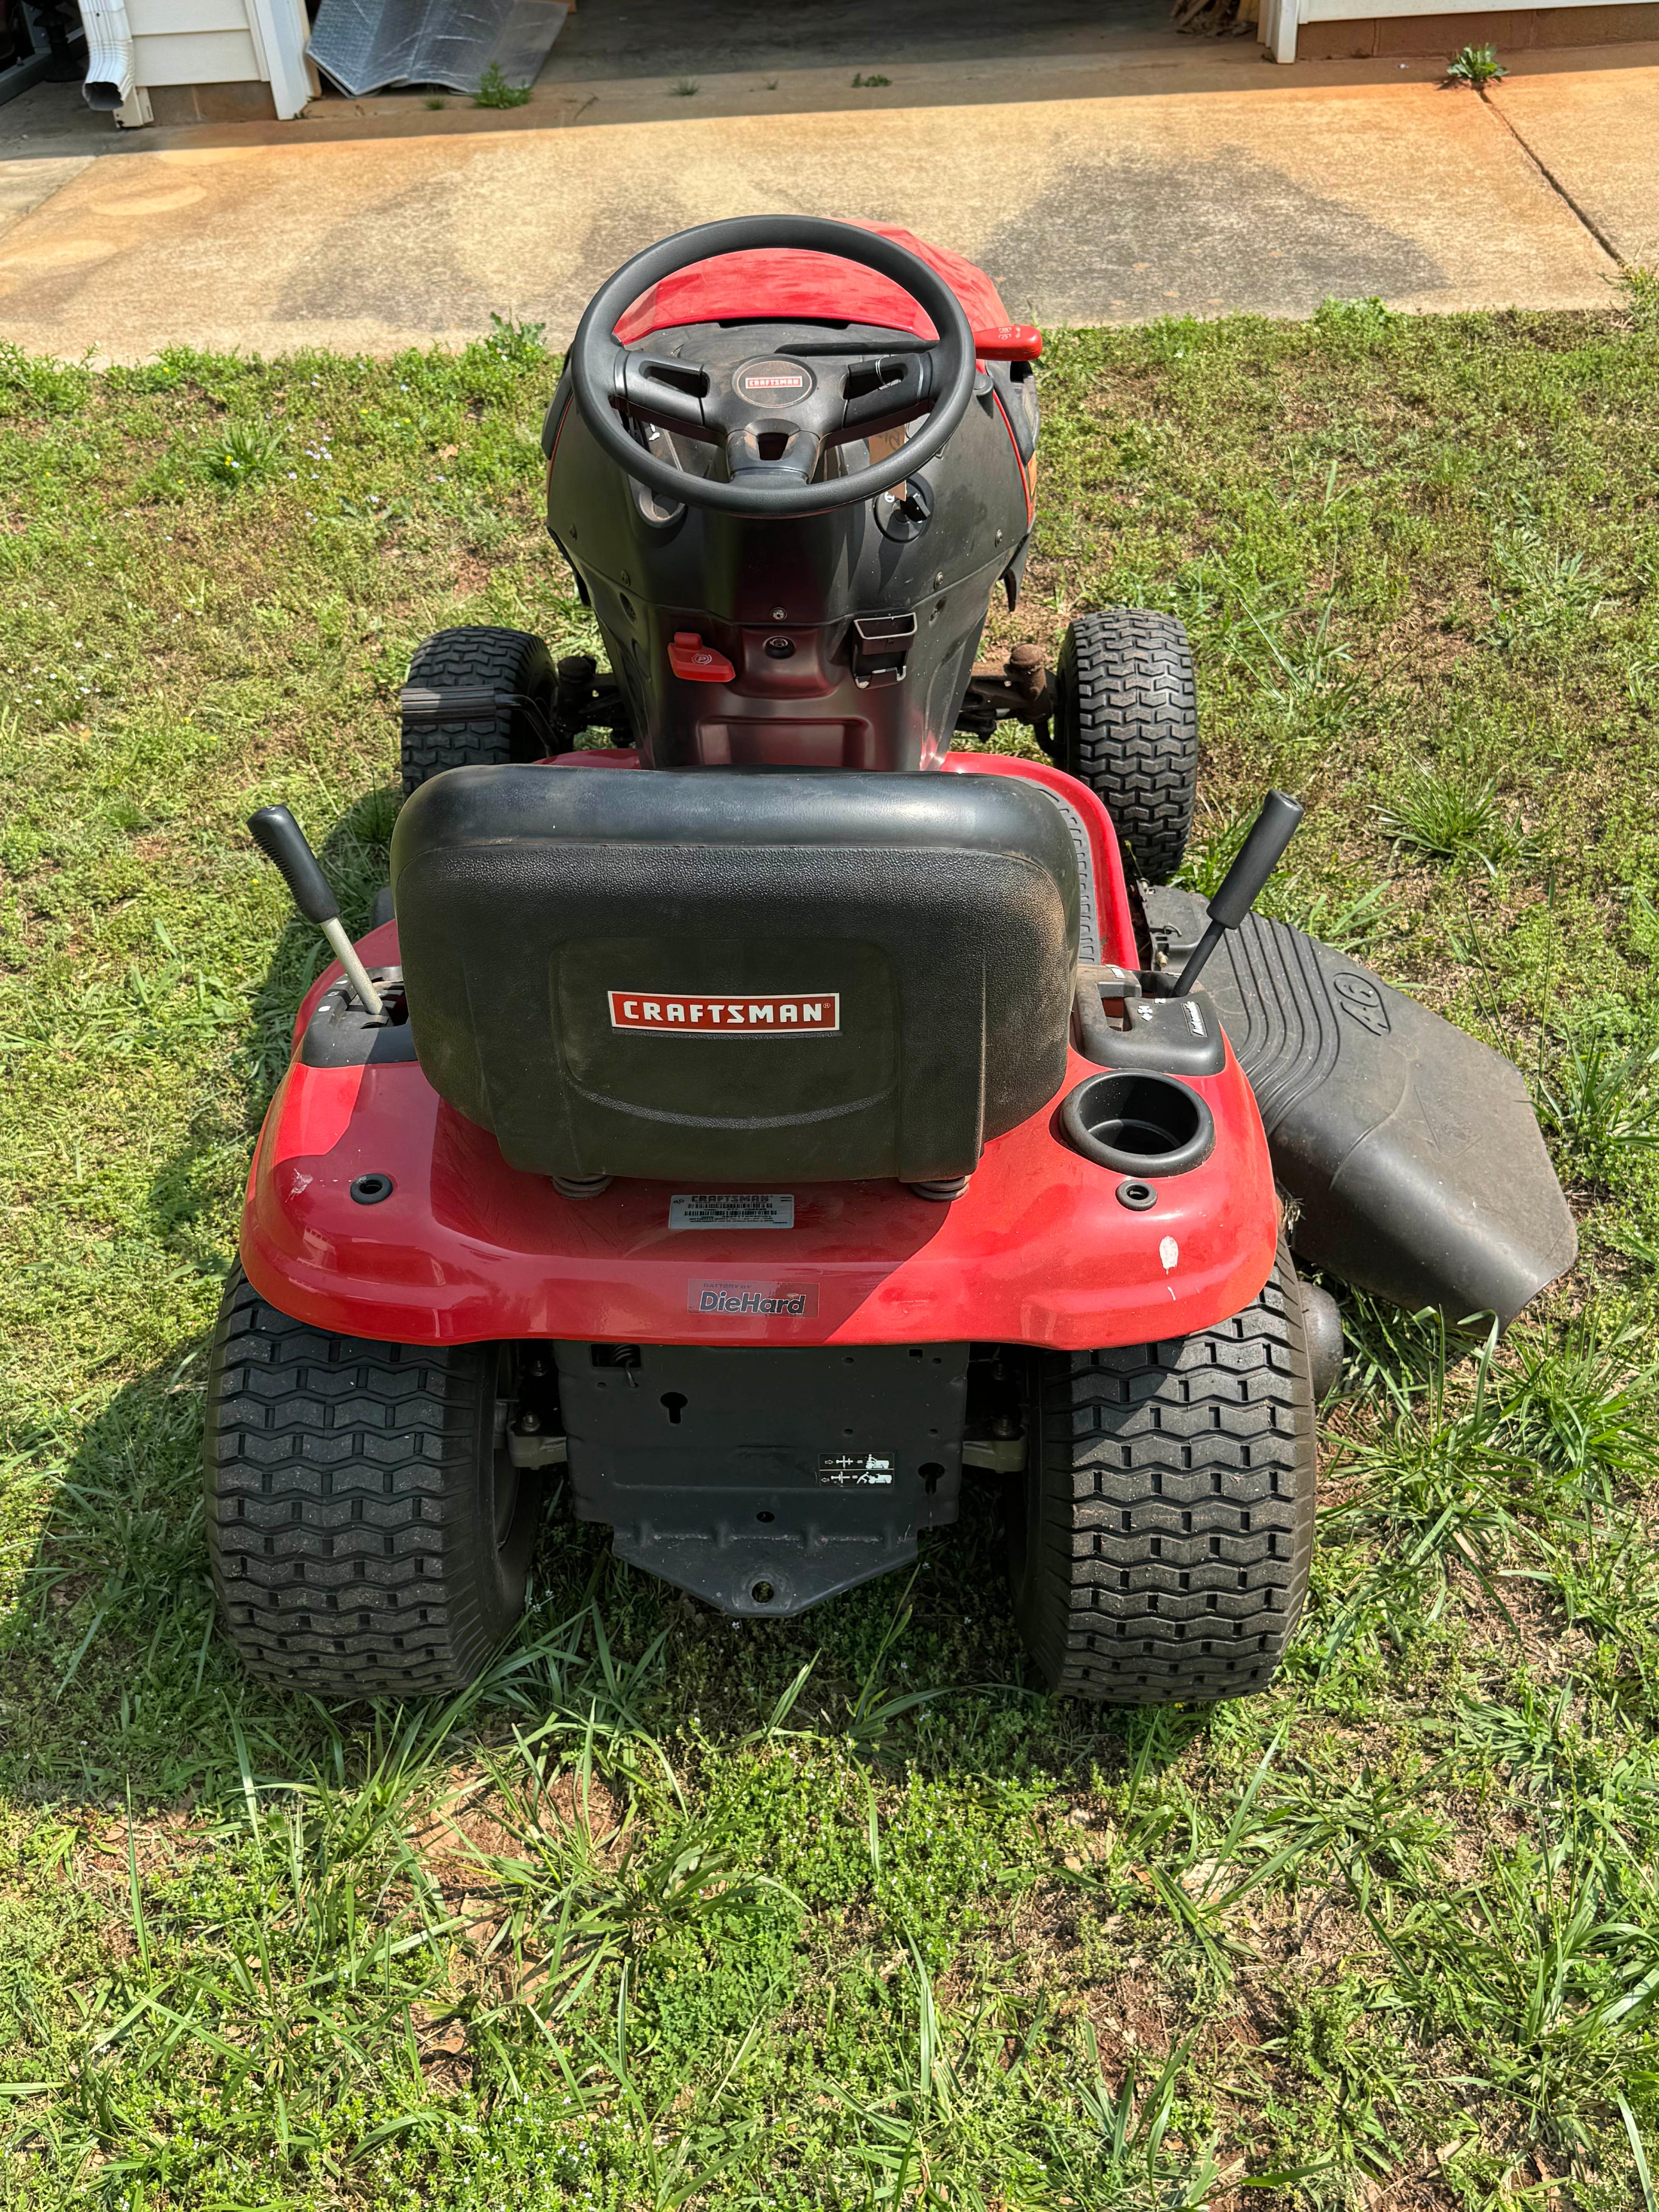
[[391, 765, 1080, 1185]]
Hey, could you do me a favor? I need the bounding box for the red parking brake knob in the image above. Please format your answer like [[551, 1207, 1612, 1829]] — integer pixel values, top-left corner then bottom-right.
[[973, 324, 1043, 362], [668, 632, 735, 683]]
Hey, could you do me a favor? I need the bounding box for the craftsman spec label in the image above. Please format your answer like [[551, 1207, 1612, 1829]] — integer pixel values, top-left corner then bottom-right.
[[669, 1193, 795, 1230], [688, 1278, 819, 1317], [609, 992, 839, 1035]]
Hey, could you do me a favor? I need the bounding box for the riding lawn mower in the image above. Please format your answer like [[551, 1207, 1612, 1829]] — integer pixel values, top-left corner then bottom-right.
[[210, 218, 1577, 1708]]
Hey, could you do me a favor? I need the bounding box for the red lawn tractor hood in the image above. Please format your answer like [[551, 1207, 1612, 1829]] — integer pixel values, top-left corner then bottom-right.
[[612, 221, 1042, 361]]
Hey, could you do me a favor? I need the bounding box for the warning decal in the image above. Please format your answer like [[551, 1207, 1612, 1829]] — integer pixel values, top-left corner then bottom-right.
[[818, 1451, 896, 1487]]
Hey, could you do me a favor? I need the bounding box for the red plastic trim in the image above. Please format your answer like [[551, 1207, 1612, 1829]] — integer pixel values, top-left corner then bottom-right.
[[249, 760, 1272, 1351], [989, 388, 1034, 528], [612, 222, 1014, 347], [242, 1033, 1274, 1353], [944, 752, 1138, 969]]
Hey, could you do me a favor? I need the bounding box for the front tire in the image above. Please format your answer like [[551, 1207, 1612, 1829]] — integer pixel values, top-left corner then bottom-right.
[[1053, 609, 1198, 885], [400, 626, 555, 796], [1009, 1242, 1317, 1704], [204, 1268, 541, 1699]]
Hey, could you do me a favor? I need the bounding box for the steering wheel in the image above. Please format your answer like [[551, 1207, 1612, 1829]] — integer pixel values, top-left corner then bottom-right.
[[568, 215, 979, 520]]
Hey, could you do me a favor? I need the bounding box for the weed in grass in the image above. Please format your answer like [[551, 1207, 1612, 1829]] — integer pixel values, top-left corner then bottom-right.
[[1178, 810, 1394, 950], [1331, 1391, 1522, 1627], [200, 419, 284, 488], [1446, 42, 1507, 86], [1547, 1518, 1659, 1656], [0, 341, 89, 416], [473, 62, 531, 108], [1535, 1031, 1659, 1179], [1312, 296, 1398, 343], [1282, 879, 1395, 954], [1237, 592, 1365, 733], [1257, 1971, 1416, 2178], [1365, 1834, 1659, 2156], [482, 310, 547, 368], [1175, 806, 1254, 897], [1376, 763, 1523, 874], [1490, 1311, 1659, 1507], [1488, 526, 1611, 652]]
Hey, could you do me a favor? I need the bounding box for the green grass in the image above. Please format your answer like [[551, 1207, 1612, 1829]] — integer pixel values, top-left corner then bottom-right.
[[3, 292, 1659, 2206]]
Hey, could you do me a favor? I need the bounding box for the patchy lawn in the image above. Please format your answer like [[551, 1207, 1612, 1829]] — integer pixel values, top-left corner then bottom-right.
[[2, 291, 1658, 2209]]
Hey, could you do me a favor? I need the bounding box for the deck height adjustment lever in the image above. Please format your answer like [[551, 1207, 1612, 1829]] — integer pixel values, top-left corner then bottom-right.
[[1171, 789, 1304, 998], [248, 805, 385, 1018]]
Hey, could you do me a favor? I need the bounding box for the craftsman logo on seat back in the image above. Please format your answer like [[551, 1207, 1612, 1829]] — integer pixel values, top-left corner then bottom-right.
[[609, 991, 840, 1035]]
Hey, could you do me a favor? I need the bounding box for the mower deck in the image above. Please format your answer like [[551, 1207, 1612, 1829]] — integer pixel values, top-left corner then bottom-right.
[[1144, 886, 1578, 1325]]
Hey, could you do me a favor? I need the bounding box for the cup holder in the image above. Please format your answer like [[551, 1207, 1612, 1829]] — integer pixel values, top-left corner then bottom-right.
[[1061, 1071, 1215, 1177]]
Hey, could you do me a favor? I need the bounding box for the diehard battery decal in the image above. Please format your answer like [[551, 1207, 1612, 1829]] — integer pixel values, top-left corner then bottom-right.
[[688, 1279, 819, 1317]]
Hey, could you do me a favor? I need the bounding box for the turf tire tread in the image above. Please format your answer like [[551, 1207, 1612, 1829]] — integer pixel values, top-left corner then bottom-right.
[[400, 626, 555, 796], [204, 1268, 528, 1698], [1056, 609, 1198, 884], [1016, 1243, 1316, 1703]]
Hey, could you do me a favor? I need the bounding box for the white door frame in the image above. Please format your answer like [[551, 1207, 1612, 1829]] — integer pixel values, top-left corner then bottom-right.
[[246, 0, 314, 117]]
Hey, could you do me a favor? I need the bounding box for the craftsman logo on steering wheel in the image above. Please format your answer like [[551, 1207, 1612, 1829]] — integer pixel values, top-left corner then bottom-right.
[[735, 357, 815, 405]]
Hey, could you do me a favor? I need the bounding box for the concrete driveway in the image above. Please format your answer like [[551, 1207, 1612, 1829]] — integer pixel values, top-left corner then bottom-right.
[[0, 23, 1652, 360]]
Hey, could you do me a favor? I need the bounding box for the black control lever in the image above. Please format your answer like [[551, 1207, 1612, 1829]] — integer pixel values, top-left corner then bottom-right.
[[248, 805, 384, 1017], [1172, 789, 1304, 997]]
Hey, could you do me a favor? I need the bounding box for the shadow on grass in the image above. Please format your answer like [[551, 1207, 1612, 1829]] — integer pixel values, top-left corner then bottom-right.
[[0, 786, 1183, 1811], [1, 1323, 1164, 1809]]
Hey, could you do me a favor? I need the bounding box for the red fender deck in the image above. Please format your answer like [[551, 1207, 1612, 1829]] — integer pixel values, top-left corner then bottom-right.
[[241, 757, 1278, 1351]]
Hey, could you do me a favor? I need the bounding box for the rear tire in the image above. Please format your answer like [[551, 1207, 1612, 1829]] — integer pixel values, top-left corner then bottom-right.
[[1053, 610, 1198, 885], [204, 1268, 541, 1699], [1009, 1242, 1316, 1704], [400, 626, 555, 796]]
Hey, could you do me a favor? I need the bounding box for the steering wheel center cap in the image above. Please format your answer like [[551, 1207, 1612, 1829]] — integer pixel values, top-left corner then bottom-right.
[[733, 355, 816, 408]]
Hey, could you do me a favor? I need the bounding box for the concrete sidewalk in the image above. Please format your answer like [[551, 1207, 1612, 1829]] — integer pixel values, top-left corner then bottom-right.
[[0, 44, 1651, 361]]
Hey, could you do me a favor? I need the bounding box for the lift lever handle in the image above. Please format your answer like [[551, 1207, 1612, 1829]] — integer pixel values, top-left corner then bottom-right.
[[248, 805, 384, 1018], [1173, 789, 1304, 997]]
